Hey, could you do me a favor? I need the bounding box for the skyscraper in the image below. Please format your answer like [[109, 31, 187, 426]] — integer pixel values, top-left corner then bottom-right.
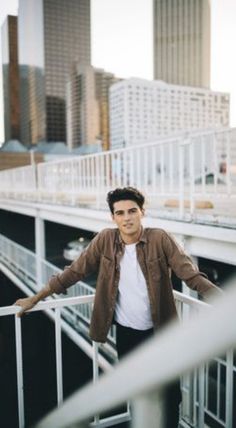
[[1, 16, 20, 141], [18, 0, 91, 145], [153, 0, 211, 88], [66, 64, 120, 151]]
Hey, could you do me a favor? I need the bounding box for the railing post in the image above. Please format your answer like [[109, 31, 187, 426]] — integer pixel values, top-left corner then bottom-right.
[[178, 141, 184, 219], [201, 136, 206, 196], [225, 349, 233, 428], [132, 389, 165, 428], [95, 156, 101, 209], [55, 307, 63, 406], [35, 214, 45, 289], [226, 131, 231, 196], [15, 315, 25, 428], [198, 365, 205, 428], [189, 141, 195, 218], [93, 341, 100, 424]]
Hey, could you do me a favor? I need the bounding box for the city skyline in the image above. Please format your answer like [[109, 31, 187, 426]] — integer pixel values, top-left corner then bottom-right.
[[0, 0, 236, 144], [153, 0, 211, 87]]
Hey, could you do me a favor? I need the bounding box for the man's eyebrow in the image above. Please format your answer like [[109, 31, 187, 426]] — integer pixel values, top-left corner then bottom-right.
[[114, 209, 124, 214], [114, 207, 138, 214]]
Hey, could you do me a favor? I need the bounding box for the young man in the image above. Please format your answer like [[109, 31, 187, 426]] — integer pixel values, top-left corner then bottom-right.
[[15, 187, 220, 427]]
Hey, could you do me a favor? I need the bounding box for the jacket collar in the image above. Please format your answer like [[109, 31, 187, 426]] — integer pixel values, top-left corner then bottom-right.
[[116, 226, 147, 246]]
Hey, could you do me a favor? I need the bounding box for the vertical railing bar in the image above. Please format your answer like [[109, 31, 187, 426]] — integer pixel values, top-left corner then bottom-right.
[[213, 134, 218, 195], [143, 148, 148, 192], [160, 144, 164, 194], [129, 149, 134, 186], [117, 152, 121, 187], [198, 364, 205, 428], [189, 140, 195, 218], [100, 155, 105, 194], [137, 149, 141, 189], [216, 362, 221, 417], [226, 131, 231, 196], [105, 153, 110, 191], [225, 349, 233, 428], [151, 146, 156, 196], [111, 152, 115, 188], [55, 307, 63, 406], [201, 136, 206, 196], [15, 315, 25, 428], [96, 156, 100, 209], [205, 363, 209, 411], [93, 341, 100, 424], [179, 141, 184, 219], [91, 157, 95, 196], [169, 142, 173, 194]]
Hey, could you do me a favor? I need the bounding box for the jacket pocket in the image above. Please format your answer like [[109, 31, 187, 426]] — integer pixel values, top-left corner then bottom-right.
[[147, 257, 164, 281]]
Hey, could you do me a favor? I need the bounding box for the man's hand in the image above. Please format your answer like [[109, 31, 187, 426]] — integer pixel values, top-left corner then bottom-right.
[[14, 296, 37, 317]]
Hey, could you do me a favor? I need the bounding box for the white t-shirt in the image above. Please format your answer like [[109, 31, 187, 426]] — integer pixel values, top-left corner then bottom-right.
[[114, 243, 153, 330]]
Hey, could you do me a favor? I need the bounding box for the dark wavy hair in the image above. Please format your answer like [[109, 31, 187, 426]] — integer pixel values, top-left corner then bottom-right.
[[106, 187, 145, 214]]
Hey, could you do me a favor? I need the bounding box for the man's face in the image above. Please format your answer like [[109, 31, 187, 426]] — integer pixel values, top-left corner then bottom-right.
[[112, 199, 144, 239]]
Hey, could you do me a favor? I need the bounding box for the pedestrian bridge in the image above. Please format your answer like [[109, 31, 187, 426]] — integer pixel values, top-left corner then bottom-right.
[[0, 127, 235, 427], [0, 127, 236, 226]]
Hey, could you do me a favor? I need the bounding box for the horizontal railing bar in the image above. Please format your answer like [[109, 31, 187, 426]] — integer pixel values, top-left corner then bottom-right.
[[173, 290, 209, 308], [0, 233, 38, 258], [89, 411, 131, 427], [36, 281, 236, 428], [0, 295, 95, 317], [0, 291, 207, 318]]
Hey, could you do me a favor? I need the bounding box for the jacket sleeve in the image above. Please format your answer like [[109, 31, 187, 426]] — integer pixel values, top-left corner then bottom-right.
[[48, 231, 103, 294], [162, 231, 222, 298]]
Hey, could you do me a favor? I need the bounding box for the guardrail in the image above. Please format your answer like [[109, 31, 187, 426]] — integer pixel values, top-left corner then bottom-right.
[[1, 233, 235, 427], [0, 295, 122, 428], [0, 128, 236, 219], [0, 233, 116, 350], [35, 282, 236, 428]]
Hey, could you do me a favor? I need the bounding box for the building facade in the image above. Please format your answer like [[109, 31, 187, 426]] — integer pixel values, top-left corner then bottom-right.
[[66, 64, 120, 151], [153, 0, 211, 87], [18, 0, 91, 146], [110, 78, 230, 150], [1, 16, 20, 141]]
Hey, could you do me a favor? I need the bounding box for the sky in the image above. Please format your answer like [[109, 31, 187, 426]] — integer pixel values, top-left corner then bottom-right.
[[0, 0, 236, 143]]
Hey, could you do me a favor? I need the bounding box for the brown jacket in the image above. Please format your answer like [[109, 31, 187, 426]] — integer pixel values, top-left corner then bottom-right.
[[48, 227, 220, 343]]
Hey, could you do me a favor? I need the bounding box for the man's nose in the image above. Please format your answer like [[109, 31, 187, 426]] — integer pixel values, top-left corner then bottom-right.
[[123, 211, 130, 220]]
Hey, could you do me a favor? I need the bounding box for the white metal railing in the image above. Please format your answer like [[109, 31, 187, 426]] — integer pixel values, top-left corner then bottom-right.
[[0, 233, 236, 427], [0, 128, 236, 220], [0, 295, 121, 428], [35, 280, 236, 428], [0, 233, 116, 349], [174, 291, 236, 428]]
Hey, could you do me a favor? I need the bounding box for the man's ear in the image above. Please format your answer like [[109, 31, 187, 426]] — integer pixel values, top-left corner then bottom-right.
[[141, 208, 145, 217], [111, 213, 115, 222]]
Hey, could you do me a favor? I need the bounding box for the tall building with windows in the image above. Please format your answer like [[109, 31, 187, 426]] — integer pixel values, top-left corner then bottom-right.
[[110, 78, 230, 150], [1, 16, 20, 141], [18, 0, 91, 145], [66, 64, 120, 151], [153, 0, 211, 88]]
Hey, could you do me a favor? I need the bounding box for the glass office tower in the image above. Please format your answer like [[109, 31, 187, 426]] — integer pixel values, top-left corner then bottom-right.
[[18, 0, 91, 145], [153, 0, 211, 88], [1, 16, 20, 141]]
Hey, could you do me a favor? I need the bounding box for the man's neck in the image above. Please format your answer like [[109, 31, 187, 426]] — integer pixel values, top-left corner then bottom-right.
[[120, 228, 142, 245]]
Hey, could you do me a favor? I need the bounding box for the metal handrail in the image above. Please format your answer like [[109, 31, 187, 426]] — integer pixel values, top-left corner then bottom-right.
[[35, 283, 236, 428], [1, 234, 235, 427], [0, 128, 235, 220]]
